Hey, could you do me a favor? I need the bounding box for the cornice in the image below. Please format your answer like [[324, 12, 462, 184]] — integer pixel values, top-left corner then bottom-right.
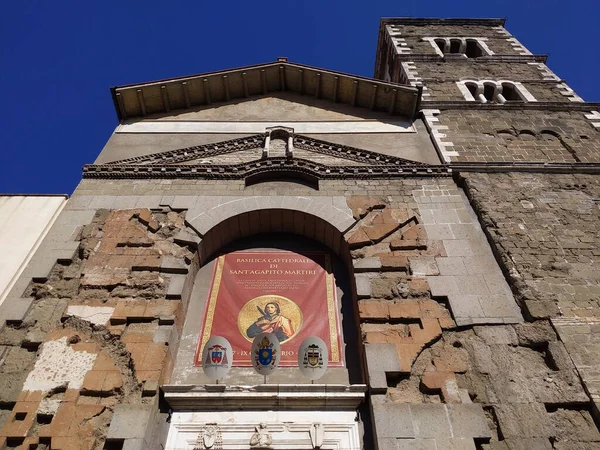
[[380, 18, 507, 27], [83, 159, 451, 180], [84, 132, 448, 180], [451, 162, 600, 174], [101, 133, 426, 168], [104, 135, 265, 166], [393, 54, 548, 63], [422, 101, 600, 112], [162, 384, 367, 411], [110, 60, 420, 122]]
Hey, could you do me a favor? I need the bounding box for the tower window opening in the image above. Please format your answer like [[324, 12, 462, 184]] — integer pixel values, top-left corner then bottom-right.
[[435, 39, 446, 53], [466, 82, 478, 99], [501, 82, 523, 101], [449, 39, 462, 54], [465, 39, 484, 58], [457, 80, 536, 104], [424, 37, 492, 58], [483, 84, 496, 103]]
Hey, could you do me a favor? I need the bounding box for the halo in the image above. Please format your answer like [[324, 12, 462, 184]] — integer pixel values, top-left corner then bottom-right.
[[237, 294, 303, 343]]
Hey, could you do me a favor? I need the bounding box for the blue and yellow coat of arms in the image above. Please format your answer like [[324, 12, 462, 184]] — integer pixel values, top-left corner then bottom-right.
[[255, 336, 277, 367]]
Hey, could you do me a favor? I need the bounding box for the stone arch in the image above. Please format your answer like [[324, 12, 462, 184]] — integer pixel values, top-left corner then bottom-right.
[[518, 129, 537, 140], [482, 81, 498, 102], [198, 208, 353, 268], [540, 129, 561, 140], [170, 205, 365, 387], [185, 196, 355, 262]]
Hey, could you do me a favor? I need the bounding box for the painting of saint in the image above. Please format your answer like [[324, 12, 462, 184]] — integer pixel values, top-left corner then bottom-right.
[[196, 251, 343, 367], [246, 301, 295, 342]]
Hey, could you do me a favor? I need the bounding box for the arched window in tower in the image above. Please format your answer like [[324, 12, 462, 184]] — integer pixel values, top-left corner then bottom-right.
[[465, 39, 485, 58], [483, 83, 497, 103], [434, 38, 446, 54], [500, 82, 525, 102], [466, 82, 478, 100], [457, 80, 537, 103], [423, 37, 493, 58], [449, 38, 462, 54]]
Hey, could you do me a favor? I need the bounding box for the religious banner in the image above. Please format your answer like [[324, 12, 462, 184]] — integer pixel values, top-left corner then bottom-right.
[[195, 250, 343, 367]]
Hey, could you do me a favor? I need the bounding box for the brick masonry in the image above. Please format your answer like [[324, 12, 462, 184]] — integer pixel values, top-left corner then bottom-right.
[[0, 208, 194, 449]]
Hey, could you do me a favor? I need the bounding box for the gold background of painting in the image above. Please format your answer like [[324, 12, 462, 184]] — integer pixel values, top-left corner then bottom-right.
[[237, 295, 304, 344]]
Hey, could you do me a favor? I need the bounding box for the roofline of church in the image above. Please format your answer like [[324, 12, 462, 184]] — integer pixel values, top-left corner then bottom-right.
[[379, 17, 507, 27], [109, 60, 421, 122]]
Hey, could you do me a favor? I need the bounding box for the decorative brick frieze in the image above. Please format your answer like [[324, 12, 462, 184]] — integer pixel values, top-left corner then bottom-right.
[[423, 109, 600, 163]]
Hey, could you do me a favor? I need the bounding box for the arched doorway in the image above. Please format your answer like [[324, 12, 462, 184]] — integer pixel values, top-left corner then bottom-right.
[[163, 210, 367, 450]]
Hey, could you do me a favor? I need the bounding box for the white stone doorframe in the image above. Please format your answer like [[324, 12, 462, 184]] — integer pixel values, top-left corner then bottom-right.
[[165, 410, 361, 450]]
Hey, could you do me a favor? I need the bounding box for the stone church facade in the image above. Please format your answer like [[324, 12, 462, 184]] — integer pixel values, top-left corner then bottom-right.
[[0, 17, 599, 450]]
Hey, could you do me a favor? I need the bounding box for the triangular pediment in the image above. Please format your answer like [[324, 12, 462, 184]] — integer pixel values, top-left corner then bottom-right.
[[111, 60, 420, 121], [147, 93, 405, 122], [84, 133, 448, 180]]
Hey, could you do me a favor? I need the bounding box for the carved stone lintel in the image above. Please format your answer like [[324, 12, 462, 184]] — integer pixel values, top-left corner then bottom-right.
[[310, 422, 324, 449]]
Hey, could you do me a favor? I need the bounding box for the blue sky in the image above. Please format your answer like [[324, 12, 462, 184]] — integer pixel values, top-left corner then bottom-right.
[[1, 0, 598, 194]]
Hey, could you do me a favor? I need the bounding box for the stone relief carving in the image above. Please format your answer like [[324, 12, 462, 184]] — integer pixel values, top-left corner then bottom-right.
[[249, 422, 273, 448], [194, 424, 222, 449], [310, 422, 324, 449]]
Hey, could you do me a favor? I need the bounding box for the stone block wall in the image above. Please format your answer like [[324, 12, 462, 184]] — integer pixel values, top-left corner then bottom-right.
[[403, 60, 575, 103], [346, 178, 599, 450], [380, 21, 530, 59], [426, 109, 600, 163], [373, 18, 600, 449], [376, 19, 537, 84], [461, 173, 600, 431]]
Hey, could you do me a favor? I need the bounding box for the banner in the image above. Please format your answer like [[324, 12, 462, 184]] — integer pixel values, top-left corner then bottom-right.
[[195, 250, 343, 367]]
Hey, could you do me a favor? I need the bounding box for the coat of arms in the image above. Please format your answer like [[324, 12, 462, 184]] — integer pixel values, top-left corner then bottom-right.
[[297, 336, 328, 380], [205, 344, 229, 368], [302, 343, 323, 369], [201, 336, 233, 381], [255, 336, 277, 367]]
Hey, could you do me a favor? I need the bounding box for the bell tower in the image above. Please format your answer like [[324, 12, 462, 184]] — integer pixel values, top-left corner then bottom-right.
[[372, 17, 600, 450]]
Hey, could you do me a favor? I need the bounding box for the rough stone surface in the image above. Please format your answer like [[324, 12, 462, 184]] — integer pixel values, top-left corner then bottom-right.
[[0, 208, 191, 448], [462, 173, 600, 320]]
